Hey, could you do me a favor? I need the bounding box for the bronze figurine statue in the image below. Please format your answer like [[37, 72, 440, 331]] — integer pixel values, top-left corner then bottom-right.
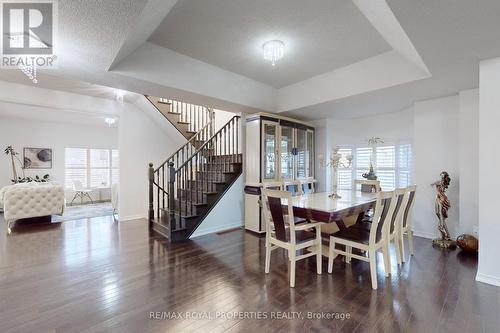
[[431, 171, 456, 249]]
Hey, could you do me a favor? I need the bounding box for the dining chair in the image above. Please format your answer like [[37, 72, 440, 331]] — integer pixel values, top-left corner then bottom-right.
[[300, 179, 316, 195], [399, 185, 417, 262], [352, 179, 381, 224], [282, 180, 303, 196], [354, 179, 381, 193], [261, 189, 322, 288], [387, 188, 407, 266], [70, 180, 94, 205], [328, 190, 396, 290]]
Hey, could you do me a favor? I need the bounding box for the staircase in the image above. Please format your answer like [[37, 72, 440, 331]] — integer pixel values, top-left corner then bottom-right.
[[146, 95, 213, 140], [147, 96, 242, 242]]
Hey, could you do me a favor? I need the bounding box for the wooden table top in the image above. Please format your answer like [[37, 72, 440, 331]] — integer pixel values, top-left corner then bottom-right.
[[287, 190, 377, 213]]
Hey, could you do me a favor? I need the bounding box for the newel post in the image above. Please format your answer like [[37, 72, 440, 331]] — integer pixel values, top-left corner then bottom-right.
[[148, 163, 154, 226], [168, 162, 176, 230]]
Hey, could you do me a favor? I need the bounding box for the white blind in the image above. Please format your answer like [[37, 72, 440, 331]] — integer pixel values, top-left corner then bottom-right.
[[339, 143, 413, 191], [65, 148, 86, 168], [356, 147, 372, 169], [398, 144, 412, 187], [337, 148, 353, 190], [90, 169, 110, 187], [376, 146, 396, 190], [65, 148, 87, 188], [65, 148, 119, 189], [90, 149, 110, 168]]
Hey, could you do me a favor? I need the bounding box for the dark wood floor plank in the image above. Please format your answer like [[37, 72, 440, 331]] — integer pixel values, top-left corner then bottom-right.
[[0, 214, 498, 333]]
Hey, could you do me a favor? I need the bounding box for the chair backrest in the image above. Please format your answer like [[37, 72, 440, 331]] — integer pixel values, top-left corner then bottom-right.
[[283, 180, 303, 196], [354, 179, 381, 193], [300, 179, 315, 195], [261, 189, 296, 243], [389, 188, 407, 236], [72, 180, 83, 191], [369, 190, 396, 244], [402, 185, 417, 229]]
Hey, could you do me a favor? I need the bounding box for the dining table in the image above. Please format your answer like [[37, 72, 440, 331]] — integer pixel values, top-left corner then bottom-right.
[[287, 190, 377, 230]]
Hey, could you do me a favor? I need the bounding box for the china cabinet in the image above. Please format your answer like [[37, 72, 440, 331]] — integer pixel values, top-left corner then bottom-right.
[[244, 113, 315, 233]]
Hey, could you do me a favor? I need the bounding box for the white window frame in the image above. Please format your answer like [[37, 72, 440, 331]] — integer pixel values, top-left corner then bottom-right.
[[65, 148, 119, 189]]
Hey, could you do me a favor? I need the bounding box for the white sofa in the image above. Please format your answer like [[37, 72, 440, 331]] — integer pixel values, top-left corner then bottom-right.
[[0, 183, 65, 233]]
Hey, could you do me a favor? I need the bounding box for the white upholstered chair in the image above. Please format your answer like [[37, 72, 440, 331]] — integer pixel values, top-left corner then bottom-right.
[[70, 180, 93, 205], [328, 190, 396, 290], [262, 189, 322, 287], [399, 185, 417, 262]]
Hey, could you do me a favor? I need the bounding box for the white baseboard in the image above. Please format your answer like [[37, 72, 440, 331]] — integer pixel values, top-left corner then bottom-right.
[[119, 214, 147, 222], [476, 272, 500, 287], [190, 221, 243, 239], [412, 229, 438, 239]]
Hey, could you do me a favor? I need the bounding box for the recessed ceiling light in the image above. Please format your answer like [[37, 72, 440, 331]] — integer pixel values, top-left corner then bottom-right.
[[262, 40, 285, 66]]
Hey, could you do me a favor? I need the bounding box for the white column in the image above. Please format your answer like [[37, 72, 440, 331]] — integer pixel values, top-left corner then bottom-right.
[[477, 57, 500, 287]]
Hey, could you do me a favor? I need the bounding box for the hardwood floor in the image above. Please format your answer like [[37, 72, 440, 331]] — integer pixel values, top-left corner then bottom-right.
[[0, 215, 498, 333]]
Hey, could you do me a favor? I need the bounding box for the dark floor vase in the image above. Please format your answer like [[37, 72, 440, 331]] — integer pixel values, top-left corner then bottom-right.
[[456, 234, 479, 253]]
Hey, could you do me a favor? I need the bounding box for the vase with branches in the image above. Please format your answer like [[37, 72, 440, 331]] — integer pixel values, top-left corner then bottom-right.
[[4, 146, 25, 183]]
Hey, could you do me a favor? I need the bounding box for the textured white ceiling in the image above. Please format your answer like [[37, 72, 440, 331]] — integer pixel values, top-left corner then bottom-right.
[[148, 0, 391, 88], [282, 0, 500, 119], [0, 70, 140, 103], [2, 0, 499, 121]]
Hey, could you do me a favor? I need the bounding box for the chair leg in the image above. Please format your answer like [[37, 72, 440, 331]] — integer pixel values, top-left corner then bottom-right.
[[408, 230, 415, 256], [328, 238, 335, 273], [345, 246, 352, 264], [70, 192, 79, 205], [400, 229, 406, 263], [265, 244, 271, 274], [7, 220, 13, 234], [383, 243, 391, 277], [369, 249, 378, 290], [316, 243, 322, 275], [394, 236, 402, 266], [85, 193, 94, 204], [289, 249, 296, 288]]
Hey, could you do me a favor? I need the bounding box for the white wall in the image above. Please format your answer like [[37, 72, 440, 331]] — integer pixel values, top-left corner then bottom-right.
[[190, 175, 244, 238], [118, 99, 186, 221], [316, 108, 414, 193], [316, 92, 480, 241], [413, 96, 460, 239], [477, 57, 500, 287], [458, 89, 479, 235], [327, 107, 414, 146], [118, 99, 245, 234], [0, 115, 118, 202]]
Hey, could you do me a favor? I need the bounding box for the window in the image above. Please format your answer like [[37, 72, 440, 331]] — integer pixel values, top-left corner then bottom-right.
[[337, 148, 353, 190], [337, 143, 412, 191], [65, 148, 119, 189]]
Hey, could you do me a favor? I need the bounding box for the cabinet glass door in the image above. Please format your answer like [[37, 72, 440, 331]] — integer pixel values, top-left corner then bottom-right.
[[306, 129, 314, 178], [296, 128, 306, 179], [280, 125, 294, 180], [262, 122, 278, 180]]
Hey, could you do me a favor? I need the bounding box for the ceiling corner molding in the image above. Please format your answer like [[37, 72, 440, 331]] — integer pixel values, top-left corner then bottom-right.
[[107, 0, 178, 71]]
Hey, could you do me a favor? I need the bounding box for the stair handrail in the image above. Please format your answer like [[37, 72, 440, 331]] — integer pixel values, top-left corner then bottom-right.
[[154, 108, 215, 173], [175, 115, 241, 172]]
